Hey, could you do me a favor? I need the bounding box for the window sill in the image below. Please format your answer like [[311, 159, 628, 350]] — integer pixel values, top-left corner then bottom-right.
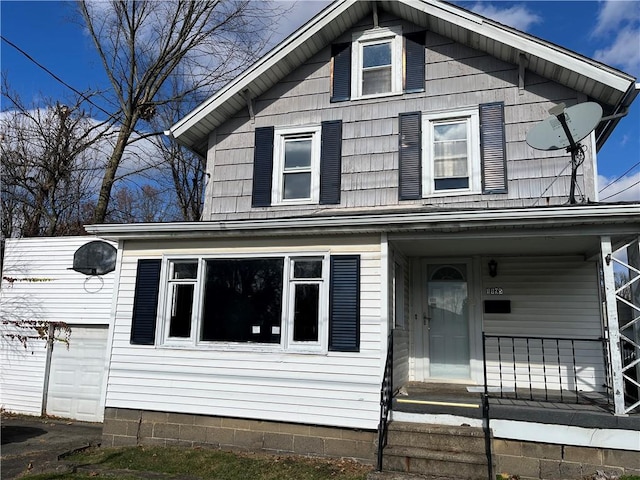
[[351, 91, 403, 102], [157, 342, 328, 355]]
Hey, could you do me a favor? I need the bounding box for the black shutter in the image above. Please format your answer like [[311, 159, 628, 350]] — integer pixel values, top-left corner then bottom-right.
[[398, 112, 422, 200], [130, 259, 161, 345], [320, 120, 342, 205], [404, 31, 426, 93], [480, 102, 507, 193], [251, 126, 275, 207], [331, 43, 351, 102], [329, 255, 360, 352]]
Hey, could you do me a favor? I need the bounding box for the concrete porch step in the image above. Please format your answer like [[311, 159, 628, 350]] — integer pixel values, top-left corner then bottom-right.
[[383, 445, 488, 479], [387, 422, 487, 453]]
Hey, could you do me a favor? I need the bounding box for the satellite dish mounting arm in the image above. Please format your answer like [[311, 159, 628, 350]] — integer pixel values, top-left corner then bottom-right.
[[549, 104, 581, 204]]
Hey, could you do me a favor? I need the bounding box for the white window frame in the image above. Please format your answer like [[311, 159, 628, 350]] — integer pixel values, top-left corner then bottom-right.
[[158, 253, 329, 353], [422, 108, 481, 197], [351, 26, 403, 100], [285, 256, 329, 352], [161, 258, 201, 346], [272, 125, 321, 205]]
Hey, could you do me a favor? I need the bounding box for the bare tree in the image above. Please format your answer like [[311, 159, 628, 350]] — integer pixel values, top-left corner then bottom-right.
[[0, 81, 107, 238], [150, 93, 207, 221], [107, 183, 180, 223], [78, 0, 283, 224]]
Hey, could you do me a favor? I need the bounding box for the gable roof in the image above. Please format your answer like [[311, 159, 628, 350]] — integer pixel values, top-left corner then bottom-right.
[[169, 0, 637, 157]]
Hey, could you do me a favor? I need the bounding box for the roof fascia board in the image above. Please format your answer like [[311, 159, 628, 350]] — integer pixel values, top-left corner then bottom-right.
[[85, 204, 640, 239], [405, 0, 633, 93], [171, 0, 360, 140]]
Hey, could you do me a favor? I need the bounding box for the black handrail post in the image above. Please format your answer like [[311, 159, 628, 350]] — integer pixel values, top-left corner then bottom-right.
[[482, 332, 494, 480], [376, 330, 394, 472]]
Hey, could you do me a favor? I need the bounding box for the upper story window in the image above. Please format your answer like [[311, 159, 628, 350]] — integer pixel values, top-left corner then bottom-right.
[[272, 126, 321, 205], [331, 28, 425, 103], [352, 27, 403, 99], [398, 103, 507, 201], [252, 121, 342, 208], [423, 110, 481, 196]]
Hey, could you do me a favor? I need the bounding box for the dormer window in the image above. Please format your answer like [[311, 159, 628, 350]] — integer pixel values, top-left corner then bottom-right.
[[352, 27, 403, 99]]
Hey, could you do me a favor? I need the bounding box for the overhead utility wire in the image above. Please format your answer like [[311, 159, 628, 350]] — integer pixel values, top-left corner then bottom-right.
[[598, 161, 640, 193], [1, 35, 115, 120], [600, 179, 640, 202]]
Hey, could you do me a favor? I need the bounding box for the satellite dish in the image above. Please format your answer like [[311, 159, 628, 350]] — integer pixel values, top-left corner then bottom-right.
[[526, 102, 603, 151], [73, 240, 117, 276], [526, 102, 603, 204]]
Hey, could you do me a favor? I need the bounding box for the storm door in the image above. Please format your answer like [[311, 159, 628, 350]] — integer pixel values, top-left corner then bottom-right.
[[425, 265, 470, 379]]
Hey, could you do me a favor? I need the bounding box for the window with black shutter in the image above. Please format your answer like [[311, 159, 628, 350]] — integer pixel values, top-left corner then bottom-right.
[[332, 28, 426, 101], [252, 122, 342, 206]]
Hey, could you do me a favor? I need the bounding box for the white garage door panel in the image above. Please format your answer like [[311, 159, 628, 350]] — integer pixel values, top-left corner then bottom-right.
[[46, 326, 108, 422]]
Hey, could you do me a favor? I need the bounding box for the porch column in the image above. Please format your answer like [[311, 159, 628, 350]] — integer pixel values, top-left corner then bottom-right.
[[600, 236, 626, 415]]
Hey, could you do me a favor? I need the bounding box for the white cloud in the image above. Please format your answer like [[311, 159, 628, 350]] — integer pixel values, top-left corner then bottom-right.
[[593, 0, 640, 36], [592, 1, 640, 76], [469, 3, 541, 32], [598, 171, 640, 202], [594, 27, 640, 76]]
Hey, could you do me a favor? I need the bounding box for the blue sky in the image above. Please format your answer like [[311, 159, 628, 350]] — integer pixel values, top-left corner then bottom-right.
[[1, 0, 639, 201]]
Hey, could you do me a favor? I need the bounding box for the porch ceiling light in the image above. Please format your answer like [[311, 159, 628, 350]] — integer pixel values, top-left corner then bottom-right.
[[488, 259, 498, 277]]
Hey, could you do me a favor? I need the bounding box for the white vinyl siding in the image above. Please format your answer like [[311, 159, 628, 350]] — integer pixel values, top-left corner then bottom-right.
[[482, 256, 605, 392], [0, 237, 115, 417], [106, 236, 384, 430]]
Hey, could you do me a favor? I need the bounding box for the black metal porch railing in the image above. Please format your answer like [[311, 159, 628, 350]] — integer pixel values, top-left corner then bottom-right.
[[376, 330, 394, 472], [482, 333, 611, 406]]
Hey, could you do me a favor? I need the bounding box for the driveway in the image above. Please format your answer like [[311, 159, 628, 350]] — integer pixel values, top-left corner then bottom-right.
[[1, 415, 102, 479]]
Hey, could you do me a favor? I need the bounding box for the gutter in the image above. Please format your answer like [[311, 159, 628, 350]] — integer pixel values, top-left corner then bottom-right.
[[84, 204, 640, 240], [596, 82, 640, 151]]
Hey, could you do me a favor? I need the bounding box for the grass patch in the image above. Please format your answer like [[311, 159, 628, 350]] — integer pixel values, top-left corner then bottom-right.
[[23, 445, 372, 480]]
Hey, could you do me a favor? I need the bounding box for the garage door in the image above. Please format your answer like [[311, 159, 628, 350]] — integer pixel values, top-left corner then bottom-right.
[[46, 325, 109, 422]]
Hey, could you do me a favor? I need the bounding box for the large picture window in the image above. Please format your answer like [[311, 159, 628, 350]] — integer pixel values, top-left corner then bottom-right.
[[160, 254, 330, 352], [201, 258, 283, 343]]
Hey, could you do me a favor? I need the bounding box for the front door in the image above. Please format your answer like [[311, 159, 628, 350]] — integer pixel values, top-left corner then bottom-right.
[[425, 264, 470, 379]]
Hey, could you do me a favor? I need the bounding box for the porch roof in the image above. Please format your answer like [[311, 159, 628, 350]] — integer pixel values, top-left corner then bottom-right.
[[85, 204, 640, 248]]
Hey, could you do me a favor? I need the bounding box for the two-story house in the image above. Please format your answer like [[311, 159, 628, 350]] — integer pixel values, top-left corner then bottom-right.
[[87, 0, 640, 477]]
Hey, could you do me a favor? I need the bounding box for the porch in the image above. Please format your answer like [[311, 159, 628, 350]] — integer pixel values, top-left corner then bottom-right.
[[391, 382, 639, 431]]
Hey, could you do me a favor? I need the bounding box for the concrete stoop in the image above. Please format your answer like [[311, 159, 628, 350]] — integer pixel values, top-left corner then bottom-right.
[[376, 422, 492, 480]]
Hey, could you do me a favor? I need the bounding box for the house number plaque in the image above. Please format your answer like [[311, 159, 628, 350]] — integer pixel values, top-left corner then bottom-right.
[[486, 287, 504, 295]]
